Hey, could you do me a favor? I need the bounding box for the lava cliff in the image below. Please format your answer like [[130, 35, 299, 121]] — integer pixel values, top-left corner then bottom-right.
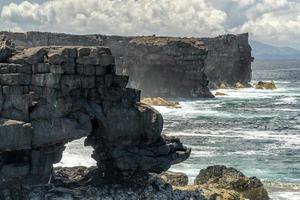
[[202, 33, 254, 88], [1, 31, 253, 97]]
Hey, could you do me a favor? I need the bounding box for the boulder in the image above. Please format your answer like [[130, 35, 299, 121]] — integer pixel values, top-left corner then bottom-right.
[[234, 82, 245, 89], [194, 165, 270, 200], [255, 81, 276, 90], [141, 97, 181, 108], [159, 171, 189, 186], [218, 83, 228, 89], [215, 92, 227, 96]]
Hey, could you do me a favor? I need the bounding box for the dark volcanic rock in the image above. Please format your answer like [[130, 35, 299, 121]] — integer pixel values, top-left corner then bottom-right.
[[111, 36, 213, 98], [10, 166, 206, 200], [202, 33, 254, 89], [0, 45, 190, 190]]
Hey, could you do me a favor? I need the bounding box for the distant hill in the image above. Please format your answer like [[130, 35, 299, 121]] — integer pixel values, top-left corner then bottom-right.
[[250, 40, 300, 60]]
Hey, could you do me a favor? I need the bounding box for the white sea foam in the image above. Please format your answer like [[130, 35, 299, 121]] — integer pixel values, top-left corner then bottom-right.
[[274, 97, 298, 105], [54, 138, 96, 168], [270, 192, 300, 200]]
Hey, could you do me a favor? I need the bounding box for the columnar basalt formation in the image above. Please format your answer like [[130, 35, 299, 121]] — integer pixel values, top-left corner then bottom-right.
[[1, 31, 253, 97], [0, 37, 190, 190], [202, 33, 254, 88]]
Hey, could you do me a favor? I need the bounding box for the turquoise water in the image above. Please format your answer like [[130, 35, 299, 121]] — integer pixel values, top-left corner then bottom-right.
[[163, 60, 300, 199], [58, 60, 300, 199]]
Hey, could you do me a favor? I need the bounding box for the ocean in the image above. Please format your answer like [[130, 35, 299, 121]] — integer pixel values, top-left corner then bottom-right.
[[56, 60, 300, 200]]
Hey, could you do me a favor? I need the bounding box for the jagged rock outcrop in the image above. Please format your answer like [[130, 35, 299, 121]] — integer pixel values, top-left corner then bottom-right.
[[0, 38, 190, 191], [2, 167, 205, 200], [1, 31, 253, 97], [194, 165, 270, 200], [202, 33, 254, 89]]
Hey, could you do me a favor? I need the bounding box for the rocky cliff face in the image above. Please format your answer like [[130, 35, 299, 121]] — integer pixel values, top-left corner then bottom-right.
[[2, 32, 214, 97], [202, 33, 254, 88], [110, 36, 212, 97], [1, 31, 253, 97], [0, 37, 190, 191]]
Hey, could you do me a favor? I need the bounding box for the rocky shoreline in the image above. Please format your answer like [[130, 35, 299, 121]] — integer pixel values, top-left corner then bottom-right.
[[1, 165, 269, 200]]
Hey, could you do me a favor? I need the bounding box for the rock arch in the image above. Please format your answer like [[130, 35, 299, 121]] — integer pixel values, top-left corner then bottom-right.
[[0, 37, 190, 189]]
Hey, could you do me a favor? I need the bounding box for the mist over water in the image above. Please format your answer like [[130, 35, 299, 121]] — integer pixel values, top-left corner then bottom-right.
[[57, 60, 300, 200]]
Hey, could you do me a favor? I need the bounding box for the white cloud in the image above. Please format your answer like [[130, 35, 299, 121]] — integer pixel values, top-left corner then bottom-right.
[[0, 0, 227, 37], [230, 0, 300, 47], [0, 0, 300, 48]]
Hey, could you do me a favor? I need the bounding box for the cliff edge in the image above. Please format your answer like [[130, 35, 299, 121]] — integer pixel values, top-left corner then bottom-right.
[[1, 31, 253, 97]]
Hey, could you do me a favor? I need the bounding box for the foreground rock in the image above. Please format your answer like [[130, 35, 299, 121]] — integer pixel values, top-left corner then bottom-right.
[[0, 38, 190, 190], [255, 81, 276, 90], [194, 165, 270, 200], [142, 97, 181, 108], [8, 167, 205, 200], [0, 166, 269, 200]]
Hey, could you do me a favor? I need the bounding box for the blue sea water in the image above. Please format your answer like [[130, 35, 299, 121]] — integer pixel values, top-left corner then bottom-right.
[[164, 60, 300, 199], [57, 60, 300, 200]]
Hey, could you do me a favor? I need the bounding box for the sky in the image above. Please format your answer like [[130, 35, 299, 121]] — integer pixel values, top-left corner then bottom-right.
[[0, 0, 300, 49]]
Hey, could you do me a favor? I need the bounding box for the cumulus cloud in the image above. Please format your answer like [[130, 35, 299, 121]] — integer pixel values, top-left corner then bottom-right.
[[229, 0, 300, 47], [0, 0, 300, 48], [0, 0, 228, 37]]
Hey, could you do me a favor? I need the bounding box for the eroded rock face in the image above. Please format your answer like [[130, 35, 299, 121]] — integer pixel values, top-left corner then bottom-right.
[[0, 43, 190, 189], [202, 34, 254, 89], [1, 31, 253, 98], [112, 37, 213, 98]]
